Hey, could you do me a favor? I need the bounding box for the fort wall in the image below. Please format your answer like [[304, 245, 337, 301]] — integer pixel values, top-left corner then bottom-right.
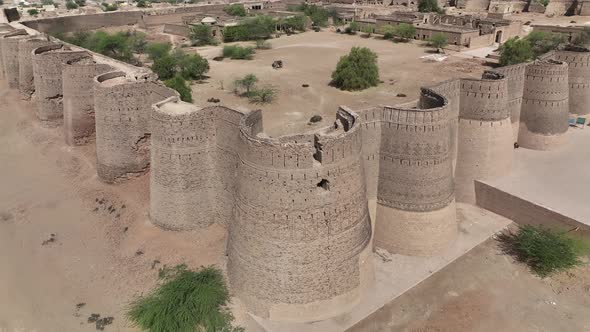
[[21, 11, 144, 34], [62, 56, 112, 145], [373, 88, 457, 256], [18, 37, 52, 100], [455, 72, 512, 204], [554, 48, 590, 116], [228, 109, 372, 321], [1, 30, 29, 89], [519, 59, 569, 150], [94, 71, 177, 183], [32, 43, 89, 127], [493, 63, 526, 140]]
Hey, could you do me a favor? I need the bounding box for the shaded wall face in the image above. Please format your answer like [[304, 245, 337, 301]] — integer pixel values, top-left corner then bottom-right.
[[32, 48, 88, 127], [428, 79, 461, 171], [2, 35, 29, 89], [228, 118, 371, 320], [492, 64, 526, 140], [554, 50, 590, 115], [150, 105, 217, 230], [18, 39, 52, 100]]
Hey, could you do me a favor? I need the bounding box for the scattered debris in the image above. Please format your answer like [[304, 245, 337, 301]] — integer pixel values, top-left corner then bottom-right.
[[309, 115, 322, 123], [151, 259, 161, 269], [420, 54, 448, 62], [213, 56, 224, 61], [375, 248, 393, 262], [207, 97, 220, 103], [87, 313, 114, 330], [74, 302, 86, 317], [88, 313, 101, 323], [123, 226, 129, 232], [396, 93, 407, 97], [136, 250, 144, 256], [0, 211, 13, 223], [514, 142, 519, 149], [272, 60, 283, 69], [42, 233, 56, 246], [302, 84, 309, 88]]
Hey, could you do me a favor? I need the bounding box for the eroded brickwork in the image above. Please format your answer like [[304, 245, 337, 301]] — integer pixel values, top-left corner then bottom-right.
[[1, 30, 29, 89], [18, 37, 52, 100]]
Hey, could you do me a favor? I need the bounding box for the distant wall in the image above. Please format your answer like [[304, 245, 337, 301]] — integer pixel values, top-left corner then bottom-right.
[[162, 23, 190, 37], [22, 11, 144, 34]]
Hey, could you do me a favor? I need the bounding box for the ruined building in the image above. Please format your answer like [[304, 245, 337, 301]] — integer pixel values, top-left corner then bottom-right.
[[1, 9, 589, 323]]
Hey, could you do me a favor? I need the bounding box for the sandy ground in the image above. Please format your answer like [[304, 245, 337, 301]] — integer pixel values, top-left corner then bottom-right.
[[0, 83, 226, 331], [185, 30, 489, 136], [367, 237, 590, 332]]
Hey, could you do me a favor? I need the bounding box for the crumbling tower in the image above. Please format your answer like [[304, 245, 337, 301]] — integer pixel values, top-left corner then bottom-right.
[[32, 44, 88, 127], [1, 30, 29, 89], [455, 72, 512, 204], [18, 37, 52, 100], [373, 89, 457, 256], [518, 59, 569, 150], [62, 56, 112, 145], [554, 48, 590, 116], [150, 97, 217, 230], [228, 110, 372, 321], [93, 71, 176, 183]]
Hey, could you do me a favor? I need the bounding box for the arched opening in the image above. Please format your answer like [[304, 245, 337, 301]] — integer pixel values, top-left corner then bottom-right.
[[495, 30, 503, 43]]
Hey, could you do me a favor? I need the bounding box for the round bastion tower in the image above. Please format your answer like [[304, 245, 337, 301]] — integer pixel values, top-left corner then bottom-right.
[[149, 97, 218, 230], [455, 72, 512, 204], [1, 30, 30, 90], [554, 47, 590, 116], [18, 37, 53, 100], [374, 88, 457, 257], [228, 109, 373, 322], [518, 59, 569, 150]]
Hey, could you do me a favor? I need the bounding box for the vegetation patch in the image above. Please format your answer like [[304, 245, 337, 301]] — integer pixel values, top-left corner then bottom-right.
[[222, 45, 256, 60], [127, 265, 242, 332], [497, 225, 589, 278], [223, 16, 275, 42], [223, 4, 247, 17], [233, 74, 277, 104], [331, 47, 380, 91]]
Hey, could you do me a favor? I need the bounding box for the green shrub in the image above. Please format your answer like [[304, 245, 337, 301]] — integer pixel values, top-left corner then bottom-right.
[[102, 2, 118, 11], [331, 47, 379, 91], [255, 39, 271, 49], [378, 25, 396, 39], [136, 0, 148, 7], [127, 265, 243, 331], [249, 86, 277, 103], [499, 37, 534, 66], [233, 73, 258, 96], [572, 26, 590, 47], [27, 8, 39, 15], [74, 0, 86, 6], [222, 45, 255, 59], [177, 52, 209, 80], [418, 0, 443, 13], [152, 55, 177, 80], [428, 33, 448, 52], [349, 21, 360, 33], [525, 30, 566, 57], [164, 76, 193, 102], [394, 23, 416, 41], [497, 225, 589, 277], [289, 3, 332, 27], [146, 42, 172, 60], [279, 14, 307, 32], [224, 4, 247, 16], [189, 25, 217, 46], [223, 15, 275, 42], [66, 0, 78, 9]]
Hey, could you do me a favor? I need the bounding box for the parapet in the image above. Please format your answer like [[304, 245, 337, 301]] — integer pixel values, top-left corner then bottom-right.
[[455, 72, 512, 204], [373, 88, 457, 256], [18, 36, 52, 100], [228, 108, 372, 321], [150, 97, 217, 230], [32, 43, 89, 127], [492, 63, 527, 140], [519, 59, 569, 150], [554, 47, 590, 116], [1, 29, 29, 89], [94, 71, 177, 183], [62, 56, 113, 145]]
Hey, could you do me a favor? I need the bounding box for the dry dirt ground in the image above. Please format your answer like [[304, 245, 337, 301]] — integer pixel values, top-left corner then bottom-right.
[[185, 30, 489, 136]]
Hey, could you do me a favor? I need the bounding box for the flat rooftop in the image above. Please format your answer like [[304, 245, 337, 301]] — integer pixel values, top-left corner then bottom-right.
[[477, 125, 590, 231]]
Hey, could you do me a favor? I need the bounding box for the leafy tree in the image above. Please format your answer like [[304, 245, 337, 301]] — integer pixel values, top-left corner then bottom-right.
[[255, 39, 272, 49], [189, 25, 216, 46], [250, 86, 277, 104], [498, 37, 534, 66], [146, 42, 172, 60], [164, 76, 192, 102], [428, 33, 448, 52], [279, 15, 306, 32], [136, 0, 148, 7], [331, 47, 380, 91], [572, 27, 590, 47], [418, 0, 443, 13], [378, 25, 396, 39], [27, 8, 39, 15], [42, 0, 54, 5], [349, 21, 360, 33], [224, 4, 247, 16], [127, 31, 147, 54], [291, 3, 331, 27], [524, 31, 566, 57], [361, 25, 375, 37], [152, 55, 177, 80], [91, 31, 133, 62], [177, 53, 209, 80], [394, 23, 416, 41], [66, 0, 78, 8], [223, 15, 275, 42], [102, 2, 118, 11], [74, 0, 86, 6], [234, 74, 258, 95]]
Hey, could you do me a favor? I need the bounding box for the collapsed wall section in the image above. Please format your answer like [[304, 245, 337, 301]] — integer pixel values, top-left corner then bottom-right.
[[94, 71, 177, 183], [373, 88, 457, 256], [455, 72, 512, 204], [150, 97, 217, 230], [62, 56, 112, 145], [1, 30, 29, 89], [519, 59, 569, 150], [554, 48, 590, 116], [228, 110, 372, 321], [18, 37, 52, 100], [32, 44, 88, 127], [493, 63, 526, 140]]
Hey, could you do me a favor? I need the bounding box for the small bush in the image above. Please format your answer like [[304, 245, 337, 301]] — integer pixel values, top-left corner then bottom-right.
[[165, 75, 193, 102], [497, 225, 589, 277], [190, 25, 217, 46], [128, 265, 243, 331], [146, 42, 172, 60], [428, 33, 448, 52], [233, 73, 258, 96], [102, 2, 118, 11], [66, 0, 78, 9], [255, 39, 272, 50], [152, 55, 177, 80], [249, 86, 277, 104], [222, 45, 255, 60], [331, 47, 380, 91], [223, 3, 247, 17], [394, 23, 416, 41], [27, 8, 39, 15], [309, 115, 322, 123], [499, 37, 534, 66]]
